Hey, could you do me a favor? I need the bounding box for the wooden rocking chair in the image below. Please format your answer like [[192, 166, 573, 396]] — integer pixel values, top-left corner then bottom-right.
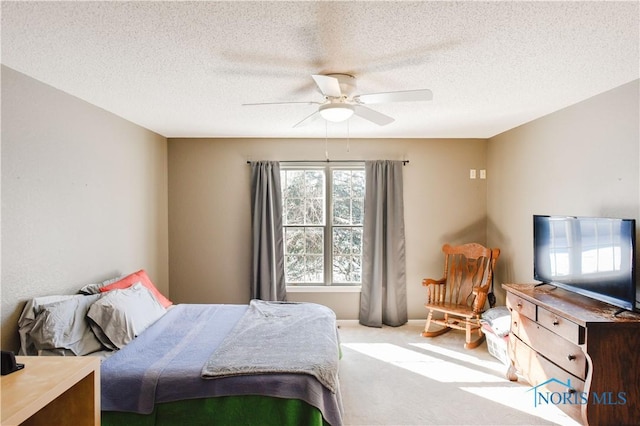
[[422, 243, 500, 349]]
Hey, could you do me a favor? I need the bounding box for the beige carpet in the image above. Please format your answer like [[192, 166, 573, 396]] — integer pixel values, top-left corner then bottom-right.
[[336, 321, 581, 426]]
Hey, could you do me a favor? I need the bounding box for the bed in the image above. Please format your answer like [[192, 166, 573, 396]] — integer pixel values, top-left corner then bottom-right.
[[17, 270, 343, 426]]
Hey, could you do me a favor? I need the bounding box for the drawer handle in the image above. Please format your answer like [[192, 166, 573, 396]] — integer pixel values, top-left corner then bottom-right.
[[567, 354, 576, 361], [552, 318, 560, 326]]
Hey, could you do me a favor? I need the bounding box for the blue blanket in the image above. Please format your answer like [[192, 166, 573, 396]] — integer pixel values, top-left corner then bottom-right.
[[100, 303, 343, 426]]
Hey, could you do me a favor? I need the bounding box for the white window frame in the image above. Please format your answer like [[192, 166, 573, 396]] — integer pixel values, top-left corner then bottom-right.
[[281, 162, 365, 287]]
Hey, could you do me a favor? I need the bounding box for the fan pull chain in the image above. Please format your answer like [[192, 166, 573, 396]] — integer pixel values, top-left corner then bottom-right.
[[325, 121, 329, 161], [346, 120, 351, 153]]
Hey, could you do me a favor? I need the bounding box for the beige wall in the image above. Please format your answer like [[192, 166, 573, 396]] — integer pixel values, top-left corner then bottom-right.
[[1, 66, 169, 351], [3, 66, 636, 351], [168, 137, 488, 320], [487, 79, 640, 308]]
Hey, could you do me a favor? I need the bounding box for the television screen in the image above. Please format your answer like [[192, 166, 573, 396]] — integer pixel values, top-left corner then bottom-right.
[[533, 215, 636, 311]]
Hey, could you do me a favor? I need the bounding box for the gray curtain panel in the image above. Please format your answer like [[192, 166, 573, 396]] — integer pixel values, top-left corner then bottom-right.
[[250, 161, 286, 301], [359, 160, 408, 327]]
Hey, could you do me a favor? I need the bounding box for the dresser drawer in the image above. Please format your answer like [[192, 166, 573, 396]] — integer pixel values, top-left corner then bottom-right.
[[506, 292, 536, 321], [511, 312, 586, 380], [510, 335, 585, 424], [538, 306, 585, 345]]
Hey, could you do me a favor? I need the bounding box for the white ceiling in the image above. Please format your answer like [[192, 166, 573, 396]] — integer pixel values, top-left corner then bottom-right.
[[1, 1, 638, 139]]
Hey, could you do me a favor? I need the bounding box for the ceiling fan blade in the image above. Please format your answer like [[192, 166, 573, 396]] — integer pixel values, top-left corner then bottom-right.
[[242, 101, 320, 106], [355, 89, 433, 104], [311, 74, 342, 98], [293, 111, 322, 128], [353, 105, 395, 126]]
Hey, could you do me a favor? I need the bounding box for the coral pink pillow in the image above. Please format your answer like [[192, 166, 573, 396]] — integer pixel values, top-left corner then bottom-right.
[[99, 269, 172, 308]]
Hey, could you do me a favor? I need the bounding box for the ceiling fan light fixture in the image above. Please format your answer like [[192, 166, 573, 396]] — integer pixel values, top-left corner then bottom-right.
[[319, 103, 355, 122]]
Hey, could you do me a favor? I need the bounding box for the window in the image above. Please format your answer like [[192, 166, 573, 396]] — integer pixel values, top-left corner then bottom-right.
[[281, 163, 365, 286]]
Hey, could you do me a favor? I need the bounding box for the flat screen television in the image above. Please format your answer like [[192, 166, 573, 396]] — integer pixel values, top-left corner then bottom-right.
[[533, 215, 637, 312]]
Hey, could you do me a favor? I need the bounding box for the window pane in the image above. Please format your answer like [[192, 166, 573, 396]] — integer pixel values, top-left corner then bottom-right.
[[282, 170, 304, 199], [284, 227, 324, 255], [286, 254, 325, 283], [305, 227, 324, 254], [333, 198, 351, 225], [284, 198, 303, 225], [285, 254, 325, 283], [333, 228, 363, 254], [333, 256, 348, 283], [352, 171, 365, 197], [305, 170, 324, 198], [285, 255, 305, 282], [352, 228, 362, 254], [350, 255, 362, 283], [282, 170, 307, 226], [306, 255, 324, 282], [282, 169, 325, 226], [306, 198, 324, 225], [333, 228, 352, 254], [333, 255, 362, 283], [284, 227, 324, 283], [352, 199, 364, 225], [333, 171, 350, 198], [284, 227, 305, 254], [332, 226, 363, 284]]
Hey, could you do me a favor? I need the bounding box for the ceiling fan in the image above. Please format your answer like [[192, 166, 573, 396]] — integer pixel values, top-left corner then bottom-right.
[[243, 73, 433, 127]]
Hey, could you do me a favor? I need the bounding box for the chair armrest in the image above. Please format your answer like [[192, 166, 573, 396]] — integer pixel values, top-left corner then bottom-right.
[[471, 287, 489, 313], [423, 278, 447, 304], [422, 278, 446, 286]]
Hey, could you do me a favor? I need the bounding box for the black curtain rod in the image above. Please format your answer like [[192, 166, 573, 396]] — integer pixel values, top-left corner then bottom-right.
[[246, 160, 409, 165]]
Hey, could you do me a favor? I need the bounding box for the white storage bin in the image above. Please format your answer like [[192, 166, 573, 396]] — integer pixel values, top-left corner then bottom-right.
[[483, 329, 509, 365]]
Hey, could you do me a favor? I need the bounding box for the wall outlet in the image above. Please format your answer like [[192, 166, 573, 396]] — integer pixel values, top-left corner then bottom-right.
[[469, 169, 477, 179], [480, 169, 486, 179]]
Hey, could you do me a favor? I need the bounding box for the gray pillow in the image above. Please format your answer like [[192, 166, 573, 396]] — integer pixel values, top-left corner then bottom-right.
[[29, 293, 105, 356], [78, 275, 124, 295], [87, 283, 166, 350], [19, 294, 81, 355]]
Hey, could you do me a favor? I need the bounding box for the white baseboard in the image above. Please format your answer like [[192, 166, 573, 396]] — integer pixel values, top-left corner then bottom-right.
[[337, 319, 424, 326]]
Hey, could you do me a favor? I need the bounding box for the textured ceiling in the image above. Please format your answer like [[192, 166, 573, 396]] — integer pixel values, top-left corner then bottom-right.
[[1, 1, 638, 139]]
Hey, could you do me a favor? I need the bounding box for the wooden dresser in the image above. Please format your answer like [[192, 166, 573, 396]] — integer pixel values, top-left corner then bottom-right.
[[503, 283, 640, 426]]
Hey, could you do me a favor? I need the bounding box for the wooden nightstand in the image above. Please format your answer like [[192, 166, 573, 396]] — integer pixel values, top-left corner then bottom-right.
[[1, 356, 100, 426]]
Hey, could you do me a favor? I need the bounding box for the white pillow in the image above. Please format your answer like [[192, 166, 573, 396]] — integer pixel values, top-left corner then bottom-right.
[[87, 283, 166, 350], [29, 293, 104, 356], [481, 306, 512, 337], [489, 315, 512, 337]]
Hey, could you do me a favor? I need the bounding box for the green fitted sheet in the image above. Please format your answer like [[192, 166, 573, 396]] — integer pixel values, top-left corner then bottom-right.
[[102, 395, 330, 426]]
